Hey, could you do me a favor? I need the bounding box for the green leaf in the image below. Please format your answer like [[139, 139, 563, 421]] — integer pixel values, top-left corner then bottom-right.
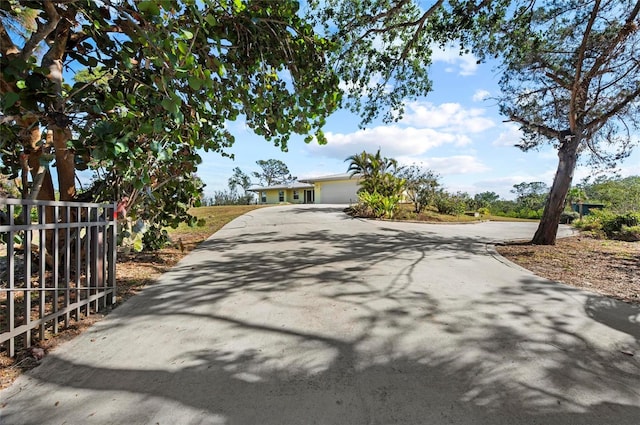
[[2, 92, 20, 109], [16, 80, 26, 89], [138, 2, 160, 16], [177, 41, 188, 55], [161, 97, 180, 115], [181, 30, 194, 40], [114, 141, 128, 154], [132, 236, 144, 252], [188, 76, 203, 90], [205, 15, 217, 27]]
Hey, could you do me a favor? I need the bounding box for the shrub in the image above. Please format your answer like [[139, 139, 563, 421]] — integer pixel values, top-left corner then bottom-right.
[[574, 210, 640, 239], [560, 211, 580, 224], [434, 191, 466, 216], [620, 225, 640, 242], [357, 191, 401, 219], [477, 207, 490, 216]]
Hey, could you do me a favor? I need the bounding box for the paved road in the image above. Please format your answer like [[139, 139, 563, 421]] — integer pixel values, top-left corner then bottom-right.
[[2, 205, 639, 425]]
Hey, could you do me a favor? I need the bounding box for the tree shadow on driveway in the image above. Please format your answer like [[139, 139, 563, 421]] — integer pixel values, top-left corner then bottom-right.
[[2, 225, 639, 424]]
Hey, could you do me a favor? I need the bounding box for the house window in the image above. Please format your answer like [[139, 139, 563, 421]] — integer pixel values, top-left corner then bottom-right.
[[278, 191, 285, 202], [261, 191, 266, 203], [293, 190, 299, 200]]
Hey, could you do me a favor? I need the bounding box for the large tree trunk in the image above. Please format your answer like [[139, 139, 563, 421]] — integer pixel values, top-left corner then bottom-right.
[[531, 135, 581, 245], [53, 126, 76, 201]]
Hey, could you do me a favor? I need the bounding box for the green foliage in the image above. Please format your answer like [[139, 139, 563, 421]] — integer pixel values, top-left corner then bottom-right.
[[574, 210, 640, 240], [397, 165, 440, 213], [511, 182, 548, 211], [581, 175, 640, 213], [357, 191, 401, 219], [1, 0, 341, 250], [346, 149, 404, 197], [433, 191, 467, 216], [474, 191, 500, 209], [477, 207, 490, 216], [560, 211, 580, 224], [252, 159, 295, 186], [345, 150, 405, 219]]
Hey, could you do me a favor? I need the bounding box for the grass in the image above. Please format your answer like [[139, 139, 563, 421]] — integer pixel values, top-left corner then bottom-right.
[[169, 205, 265, 242], [392, 204, 538, 223]]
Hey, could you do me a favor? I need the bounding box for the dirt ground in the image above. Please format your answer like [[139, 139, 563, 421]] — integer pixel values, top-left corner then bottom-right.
[[496, 234, 640, 305], [2, 230, 638, 390]]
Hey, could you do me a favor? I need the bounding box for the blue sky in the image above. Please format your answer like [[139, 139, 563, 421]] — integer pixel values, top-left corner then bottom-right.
[[197, 43, 640, 201]]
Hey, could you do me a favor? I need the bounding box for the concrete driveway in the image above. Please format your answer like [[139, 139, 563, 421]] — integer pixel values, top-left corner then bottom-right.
[[2, 205, 639, 425]]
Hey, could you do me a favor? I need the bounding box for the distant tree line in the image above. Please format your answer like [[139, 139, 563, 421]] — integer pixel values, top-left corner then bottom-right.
[[203, 159, 295, 206], [345, 150, 640, 221]]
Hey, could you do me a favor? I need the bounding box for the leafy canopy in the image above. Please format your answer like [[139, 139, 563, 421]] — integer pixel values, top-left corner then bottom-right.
[[0, 0, 341, 243]]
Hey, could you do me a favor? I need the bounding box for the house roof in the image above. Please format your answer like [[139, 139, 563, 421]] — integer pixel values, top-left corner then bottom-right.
[[248, 181, 314, 191], [298, 173, 362, 183]]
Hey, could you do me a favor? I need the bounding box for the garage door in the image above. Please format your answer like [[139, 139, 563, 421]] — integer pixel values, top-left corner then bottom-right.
[[319, 180, 359, 204]]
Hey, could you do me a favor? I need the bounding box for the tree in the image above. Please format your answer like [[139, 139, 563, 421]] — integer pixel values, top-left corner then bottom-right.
[[473, 191, 500, 209], [308, 1, 509, 124], [346, 149, 401, 196], [582, 175, 640, 212], [1, 1, 340, 234], [228, 167, 253, 204], [346, 150, 405, 218], [397, 165, 440, 213], [511, 182, 549, 212], [252, 159, 295, 186], [476, 0, 640, 244]]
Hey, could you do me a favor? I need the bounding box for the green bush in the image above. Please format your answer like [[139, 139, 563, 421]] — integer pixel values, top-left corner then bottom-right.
[[620, 225, 640, 241], [357, 191, 401, 219], [574, 210, 640, 239], [434, 191, 466, 216], [477, 207, 490, 216], [560, 211, 580, 224]]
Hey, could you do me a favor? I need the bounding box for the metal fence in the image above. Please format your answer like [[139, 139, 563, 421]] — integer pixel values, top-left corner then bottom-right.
[[0, 199, 117, 357]]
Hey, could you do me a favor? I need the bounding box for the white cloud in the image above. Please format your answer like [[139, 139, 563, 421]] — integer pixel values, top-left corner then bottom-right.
[[492, 123, 523, 147], [430, 43, 479, 76], [401, 101, 495, 133], [311, 125, 467, 159], [307, 100, 496, 163], [472, 89, 490, 102], [395, 155, 490, 176]]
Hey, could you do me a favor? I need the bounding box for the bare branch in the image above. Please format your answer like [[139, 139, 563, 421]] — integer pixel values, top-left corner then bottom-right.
[[569, 0, 601, 128], [584, 84, 640, 131], [506, 115, 562, 140], [583, 1, 640, 83]]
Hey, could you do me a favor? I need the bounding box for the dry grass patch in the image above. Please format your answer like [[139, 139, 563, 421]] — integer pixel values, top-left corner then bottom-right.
[[496, 234, 640, 304]]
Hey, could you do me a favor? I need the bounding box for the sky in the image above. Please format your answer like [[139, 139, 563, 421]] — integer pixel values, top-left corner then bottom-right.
[[197, 43, 640, 201]]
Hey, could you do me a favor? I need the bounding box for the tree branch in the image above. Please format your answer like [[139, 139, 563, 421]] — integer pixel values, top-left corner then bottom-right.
[[19, 0, 61, 62], [583, 1, 640, 84], [569, 0, 601, 128], [0, 21, 19, 56], [584, 84, 640, 131], [505, 115, 561, 140]]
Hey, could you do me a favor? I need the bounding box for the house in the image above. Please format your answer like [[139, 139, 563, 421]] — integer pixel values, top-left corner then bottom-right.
[[249, 173, 361, 204]]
